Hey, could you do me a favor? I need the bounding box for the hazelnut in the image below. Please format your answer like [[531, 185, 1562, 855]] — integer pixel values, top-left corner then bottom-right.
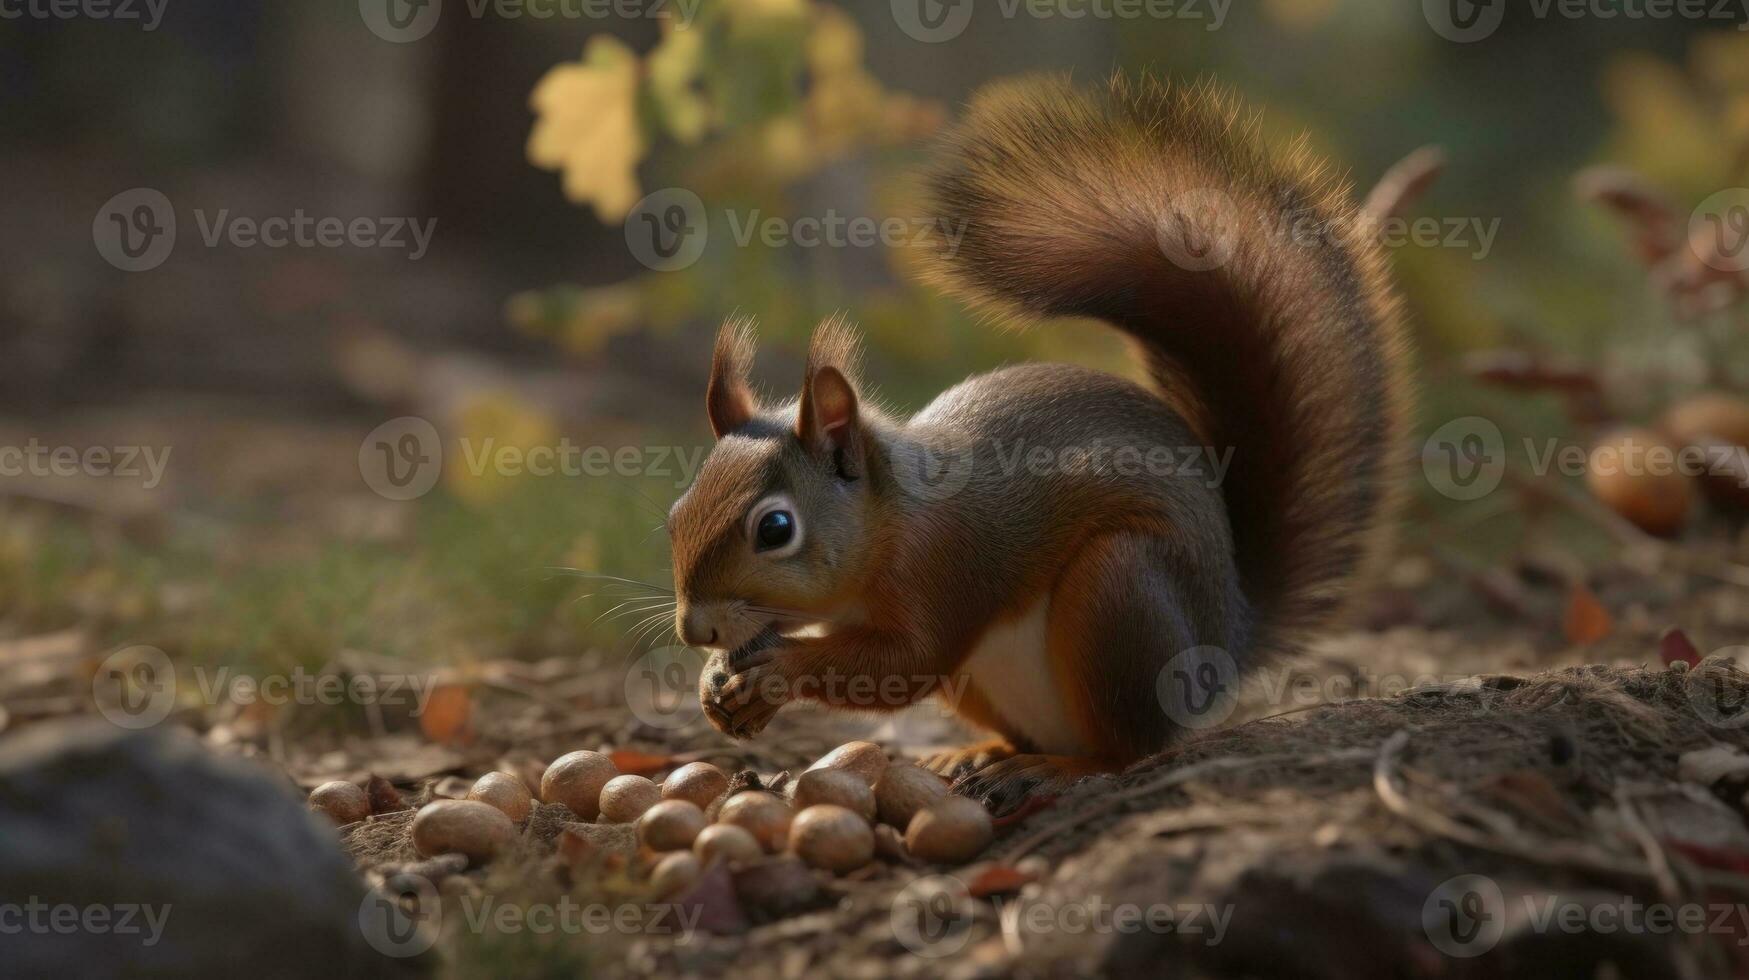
[[794, 767, 877, 821], [806, 741, 889, 788], [467, 771, 532, 824], [693, 823, 763, 867], [661, 762, 729, 810], [650, 851, 701, 897], [717, 791, 793, 852], [309, 781, 370, 826], [1663, 393, 1749, 509], [788, 804, 875, 874], [905, 796, 994, 864], [874, 763, 949, 828], [599, 774, 662, 824], [1586, 428, 1693, 537], [541, 750, 620, 821], [411, 800, 517, 863], [638, 799, 708, 852]]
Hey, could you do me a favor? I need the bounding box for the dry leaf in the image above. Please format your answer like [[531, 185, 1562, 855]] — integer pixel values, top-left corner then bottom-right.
[[1563, 585, 1614, 645], [419, 682, 474, 746]]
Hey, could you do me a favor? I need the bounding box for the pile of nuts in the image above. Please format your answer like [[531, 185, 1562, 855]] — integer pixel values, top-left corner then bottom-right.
[[309, 741, 995, 898]]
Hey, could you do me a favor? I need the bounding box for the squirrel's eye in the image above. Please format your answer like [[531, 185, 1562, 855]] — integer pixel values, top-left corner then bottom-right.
[[755, 510, 795, 551]]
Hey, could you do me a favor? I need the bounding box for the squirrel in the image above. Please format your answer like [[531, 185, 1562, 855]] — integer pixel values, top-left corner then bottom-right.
[[666, 74, 1412, 811]]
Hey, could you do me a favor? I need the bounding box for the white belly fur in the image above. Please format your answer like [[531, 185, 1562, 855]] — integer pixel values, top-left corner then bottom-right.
[[955, 595, 1089, 756]]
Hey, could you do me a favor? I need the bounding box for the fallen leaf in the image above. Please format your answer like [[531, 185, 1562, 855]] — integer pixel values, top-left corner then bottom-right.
[[608, 749, 676, 777], [966, 863, 1036, 897], [1563, 585, 1614, 645], [1660, 627, 1702, 667], [419, 682, 474, 745]]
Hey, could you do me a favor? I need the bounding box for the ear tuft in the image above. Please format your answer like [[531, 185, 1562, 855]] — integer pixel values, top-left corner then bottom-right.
[[707, 316, 759, 438], [796, 315, 864, 459]]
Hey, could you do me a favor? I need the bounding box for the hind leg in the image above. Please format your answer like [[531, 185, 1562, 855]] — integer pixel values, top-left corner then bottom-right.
[[955, 532, 1248, 813]]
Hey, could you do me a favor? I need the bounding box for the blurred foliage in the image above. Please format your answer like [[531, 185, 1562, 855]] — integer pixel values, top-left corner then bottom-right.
[[515, 0, 1128, 413]]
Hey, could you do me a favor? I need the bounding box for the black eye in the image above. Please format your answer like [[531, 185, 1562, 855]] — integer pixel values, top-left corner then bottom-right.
[[755, 510, 795, 551]]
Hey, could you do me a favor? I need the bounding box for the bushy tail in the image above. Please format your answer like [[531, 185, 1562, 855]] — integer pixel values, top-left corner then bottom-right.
[[922, 75, 1411, 648]]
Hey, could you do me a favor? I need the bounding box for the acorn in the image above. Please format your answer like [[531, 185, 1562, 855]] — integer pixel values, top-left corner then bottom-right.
[[467, 771, 533, 824], [599, 774, 662, 824], [1662, 393, 1749, 509], [874, 763, 949, 828], [661, 762, 730, 810], [806, 741, 889, 788], [793, 767, 877, 821], [541, 750, 620, 821], [788, 804, 875, 874], [309, 781, 370, 826], [717, 791, 793, 852], [637, 799, 708, 852], [905, 796, 993, 864], [693, 823, 764, 867], [650, 851, 701, 897], [1585, 427, 1693, 536], [411, 800, 517, 863]]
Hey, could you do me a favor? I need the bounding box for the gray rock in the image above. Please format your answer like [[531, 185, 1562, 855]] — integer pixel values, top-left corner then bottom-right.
[[0, 719, 428, 978]]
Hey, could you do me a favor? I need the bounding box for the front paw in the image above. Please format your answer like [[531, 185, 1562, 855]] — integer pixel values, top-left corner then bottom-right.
[[699, 632, 788, 739]]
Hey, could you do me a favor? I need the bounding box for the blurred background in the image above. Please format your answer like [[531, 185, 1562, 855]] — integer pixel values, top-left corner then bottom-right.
[[3, 0, 1749, 711]]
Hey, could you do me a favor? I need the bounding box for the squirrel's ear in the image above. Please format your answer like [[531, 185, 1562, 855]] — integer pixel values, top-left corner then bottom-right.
[[797, 366, 859, 460], [796, 316, 864, 471], [706, 317, 758, 438]]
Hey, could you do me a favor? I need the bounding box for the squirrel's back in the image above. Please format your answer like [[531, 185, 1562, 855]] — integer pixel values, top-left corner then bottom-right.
[[921, 74, 1411, 653]]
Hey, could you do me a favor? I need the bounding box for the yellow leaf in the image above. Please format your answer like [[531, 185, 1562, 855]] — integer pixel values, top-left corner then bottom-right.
[[649, 25, 709, 145], [527, 35, 644, 222], [444, 390, 560, 506]]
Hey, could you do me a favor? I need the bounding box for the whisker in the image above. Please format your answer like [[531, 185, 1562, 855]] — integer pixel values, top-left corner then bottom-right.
[[590, 598, 676, 628], [545, 568, 676, 594]]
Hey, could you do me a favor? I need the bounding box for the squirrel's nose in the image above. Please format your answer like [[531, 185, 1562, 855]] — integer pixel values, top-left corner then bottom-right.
[[678, 607, 718, 647]]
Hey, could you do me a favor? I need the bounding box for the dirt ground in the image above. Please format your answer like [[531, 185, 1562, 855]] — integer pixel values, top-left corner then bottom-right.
[[10, 407, 1749, 978]]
